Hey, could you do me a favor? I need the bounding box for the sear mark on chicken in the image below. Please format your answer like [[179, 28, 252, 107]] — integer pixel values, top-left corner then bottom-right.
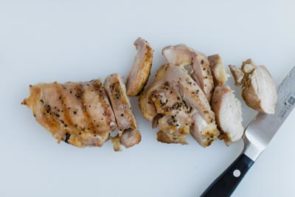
[[23, 76, 141, 151]]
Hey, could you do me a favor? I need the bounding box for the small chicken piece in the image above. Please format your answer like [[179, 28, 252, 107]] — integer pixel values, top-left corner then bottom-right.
[[211, 86, 244, 144], [208, 54, 228, 86], [229, 59, 278, 114], [190, 111, 219, 147], [164, 65, 215, 125], [104, 74, 141, 148], [149, 80, 192, 144], [191, 52, 214, 101], [22, 80, 117, 147], [162, 44, 195, 66], [126, 38, 153, 96], [229, 65, 244, 85], [138, 64, 172, 121]]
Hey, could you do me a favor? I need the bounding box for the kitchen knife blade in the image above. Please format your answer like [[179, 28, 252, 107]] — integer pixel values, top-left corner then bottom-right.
[[201, 66, 295, 197]]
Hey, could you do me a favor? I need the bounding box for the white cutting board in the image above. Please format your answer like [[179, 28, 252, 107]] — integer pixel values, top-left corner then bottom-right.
[[0, 0, 294, 196]]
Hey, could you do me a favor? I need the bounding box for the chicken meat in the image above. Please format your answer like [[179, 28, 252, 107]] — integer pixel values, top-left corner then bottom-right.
[[23, 75, 141, 151], [209, 55, 244, 143], [162, 45, 214, 101], [139, 63, 219, 147], [229, 59, 277, 114], [126, 37, 153, 96], [22, 80, 117, 147], [211, 86, 244, 144], [104, 74, 141, 149]]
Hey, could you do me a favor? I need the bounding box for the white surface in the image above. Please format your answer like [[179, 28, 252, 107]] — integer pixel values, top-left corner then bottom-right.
[[0, 1, 294, 197]]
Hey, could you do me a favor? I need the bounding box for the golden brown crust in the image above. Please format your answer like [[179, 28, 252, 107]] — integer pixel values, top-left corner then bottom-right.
[[22, 80, 117, 148], [156, 130, 188, 144], [126, 38, 153, 96]]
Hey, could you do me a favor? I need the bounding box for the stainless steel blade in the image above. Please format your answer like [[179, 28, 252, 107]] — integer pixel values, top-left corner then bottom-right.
[[244, 66, 295, 161]]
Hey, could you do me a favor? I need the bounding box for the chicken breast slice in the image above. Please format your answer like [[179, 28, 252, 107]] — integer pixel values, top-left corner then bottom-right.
[[211, 86, 244, 144], [191, 52, 214, 101], [138, 64, 172, 121], [229, 59, 277, 114], [22, 80, 117, 147], [155, 65, 219, 146], [190, 111, 219, 147], [126, 37, 153, 96], [242, 64, 277, 114], [208, 54, 228, 86], [104, 74, 141, 148], [162, 44, 195, 66]]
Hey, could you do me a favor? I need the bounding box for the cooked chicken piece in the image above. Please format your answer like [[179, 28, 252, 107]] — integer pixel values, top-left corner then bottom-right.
[[162, 44, 214, 101], [191, 52, 214, 101], [156, 110, 191, 144], [126, 37, 153, 96], [162, 44, 194, 66], [138, 64, 171, 121], [211, 86, 244, 144], [164, 65, 215, 124], [139, 64, 219, 147], [104, 74, 141, 148], [148, 76, 192, 144], [229, 59, 277, 114], [208, 54, 228, 86], [190, 111, 219, 147], [22, 80, 117, 147], [229, 65, 244, 85]]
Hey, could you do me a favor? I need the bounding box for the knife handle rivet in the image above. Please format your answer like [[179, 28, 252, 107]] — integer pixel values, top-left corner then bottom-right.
[[233, 169, 241, 178]]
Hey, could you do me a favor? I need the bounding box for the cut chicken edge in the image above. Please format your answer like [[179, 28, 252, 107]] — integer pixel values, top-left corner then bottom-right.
[[157, 130, 188, 144], [211, 86, 244, 144], [229, 65, 244, 86], [208, 54, 228, 86], [191, 52, 214, 101], [241, 65, 277, 114], [162, 44, 195, 66], [120, 129, 142, 148], [190, 111, 220, 147], [126, 37, 153, 96], [151, 64, 215, 124], [104, 73, 142, 148]]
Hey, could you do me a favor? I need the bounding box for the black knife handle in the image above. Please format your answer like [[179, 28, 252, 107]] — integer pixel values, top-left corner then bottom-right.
[[200, 153, 254, 197]]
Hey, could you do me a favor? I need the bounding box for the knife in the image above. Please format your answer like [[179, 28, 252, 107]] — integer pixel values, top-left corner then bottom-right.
[[201, 66, 295, 197]]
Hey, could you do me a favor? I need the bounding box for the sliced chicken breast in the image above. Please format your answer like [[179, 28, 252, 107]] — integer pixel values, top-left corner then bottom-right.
[[229, 59, 277, 114], [22, 80, 117, 147], [211, 86, 244, 144], [190, 111, 219, 147], [104, 74, 141, 148], [208, 54, 228, 86], [191, 52, 214, 101], [126, 37, 153, 96]]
